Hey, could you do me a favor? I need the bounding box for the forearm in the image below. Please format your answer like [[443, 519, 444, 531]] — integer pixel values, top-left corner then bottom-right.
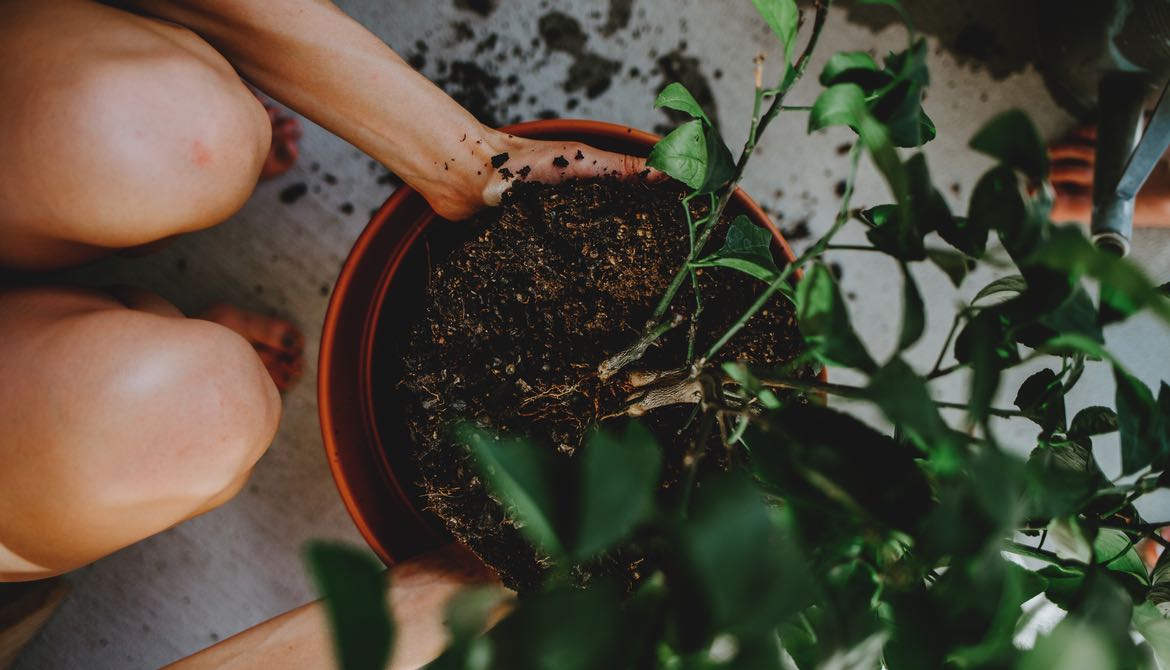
[[125, 0, 504, 214]]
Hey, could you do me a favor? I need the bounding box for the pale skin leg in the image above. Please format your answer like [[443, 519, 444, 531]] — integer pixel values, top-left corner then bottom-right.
[[0, 285, 282, 580]]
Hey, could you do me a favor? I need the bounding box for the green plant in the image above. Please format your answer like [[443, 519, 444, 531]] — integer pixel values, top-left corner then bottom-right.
[[309, 1, 1170, 667]]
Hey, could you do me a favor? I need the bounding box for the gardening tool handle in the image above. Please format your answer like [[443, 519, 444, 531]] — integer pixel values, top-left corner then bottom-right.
[[1091, 73, 1148, 257]]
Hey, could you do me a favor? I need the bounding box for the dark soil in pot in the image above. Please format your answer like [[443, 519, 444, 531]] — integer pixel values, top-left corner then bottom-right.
[[400, 177, 808, 592]]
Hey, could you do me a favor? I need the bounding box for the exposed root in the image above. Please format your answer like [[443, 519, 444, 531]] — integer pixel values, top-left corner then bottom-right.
[[621, 377, 703, 417]]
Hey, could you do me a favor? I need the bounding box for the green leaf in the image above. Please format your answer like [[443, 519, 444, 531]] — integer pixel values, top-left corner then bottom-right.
[[898, 263, 925, 351], [865, 154, 949, 261], [810, 83, 870, 133], [865, 357, 953, 454], [699, 123, 736, 194], [962, 165, 1022, 258], [1038, 333, 1119, 364], [1114, 368, 1165, 475], [305, 542, 393, 670], [1027, 441, 1102, 518], [964, 311, 1009, 426], [460, 426, 568, 556], [969, 109, 1049, 181], [699, 215, 780, 282], [926, 248, 974, 287], [1036, 564, 1086, 610], [647, 120, 707, 190], [1133, 602, 1170, 670], [575, 423, 662, 559], [722, 362, 783, 409], [750, 0, 800, 61], [1027, 225, 1170, 325], [424, 586, 504, 670], [654, 82, 709, 123], [972, 275, 1027, 304], [820, 51, 880, 86], [749, 403, 933, 531], [795, 262, 876, 371], [1018, 619, 1120, 670], [1014, 368, 1066, 433], [1151, 547, 1170, 612], [1069, 406, 1119, 438], [1093, 528, 1148, 590], [675, 474, 814, 642], [1036, 285, 1104, 345], [487, 583, 623, 670], [872, 74, 934, 148]]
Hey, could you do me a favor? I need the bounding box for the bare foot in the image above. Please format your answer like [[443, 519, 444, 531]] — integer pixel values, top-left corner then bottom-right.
[[1048, 123, 1170, 227], [198, 304, 304, 391], [259, 102, 302, 180]]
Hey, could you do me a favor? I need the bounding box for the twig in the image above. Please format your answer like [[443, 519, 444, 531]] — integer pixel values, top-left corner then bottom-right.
[[700, 140, 861, 364], [597, 313, 685, 381], [927, 310, 967, 379], [606, 0, 835, 381]]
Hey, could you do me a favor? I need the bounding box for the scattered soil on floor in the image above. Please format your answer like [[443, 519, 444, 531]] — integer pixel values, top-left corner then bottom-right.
[[655, 47, 719, 133], [842, 0, 1111, 116], [400, 178, 808, 591]]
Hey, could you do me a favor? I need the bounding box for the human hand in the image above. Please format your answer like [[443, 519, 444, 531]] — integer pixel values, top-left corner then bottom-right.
[[419, 129, 661, 221], [1049, 123, 1170, 227]]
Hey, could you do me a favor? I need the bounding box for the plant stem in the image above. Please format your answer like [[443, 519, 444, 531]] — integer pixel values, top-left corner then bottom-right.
[[1003, 540, 1080, 569], [598, 313, 685, 380], [926, 310, 967, 379], [700, 141, 861, 364], [934, 402, 1027, 419], [926, 363, 963, 381], [751, 374, 866, 400], [642, 0, 833, 341], [686, 271, 703, 362]]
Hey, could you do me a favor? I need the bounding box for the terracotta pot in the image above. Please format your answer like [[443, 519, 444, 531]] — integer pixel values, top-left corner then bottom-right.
[[319, 119, 802, 566]]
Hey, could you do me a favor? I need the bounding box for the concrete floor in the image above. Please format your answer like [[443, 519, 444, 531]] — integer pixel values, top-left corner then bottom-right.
[[14, 0, 1170, 667]]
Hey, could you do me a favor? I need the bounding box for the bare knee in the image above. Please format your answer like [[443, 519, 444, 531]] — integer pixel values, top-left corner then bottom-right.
[[0, 303, 280, 574], [0, 4, 271, 252], [116, 318, 282, 502]]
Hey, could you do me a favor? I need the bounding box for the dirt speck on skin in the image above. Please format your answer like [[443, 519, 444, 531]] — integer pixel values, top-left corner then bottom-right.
[[538, 11, 622, 99], [401, 179, 807, 592], [656, 48, 719, 131]]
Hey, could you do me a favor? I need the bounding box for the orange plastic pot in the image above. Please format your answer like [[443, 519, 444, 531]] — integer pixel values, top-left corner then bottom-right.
[[319, 119, 802, 565]]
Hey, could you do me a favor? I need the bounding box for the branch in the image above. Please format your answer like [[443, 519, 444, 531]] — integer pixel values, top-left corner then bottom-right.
[[602, 0, 837, 382], [597, 313, 684, 381]]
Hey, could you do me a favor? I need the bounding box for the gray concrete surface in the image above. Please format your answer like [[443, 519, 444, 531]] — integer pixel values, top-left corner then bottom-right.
[[13, 0, 1170, 667]]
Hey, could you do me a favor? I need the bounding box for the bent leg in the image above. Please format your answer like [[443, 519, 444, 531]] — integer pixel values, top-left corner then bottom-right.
[[0, 0, 272, 270], [0, 285, 281, 580]]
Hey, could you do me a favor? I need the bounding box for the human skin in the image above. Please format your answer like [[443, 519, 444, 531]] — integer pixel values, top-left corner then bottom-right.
[[0, 0, 649, 580]]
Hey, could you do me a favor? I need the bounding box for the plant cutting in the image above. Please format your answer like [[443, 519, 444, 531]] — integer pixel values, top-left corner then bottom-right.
[[312, 1, 1170, 668]]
